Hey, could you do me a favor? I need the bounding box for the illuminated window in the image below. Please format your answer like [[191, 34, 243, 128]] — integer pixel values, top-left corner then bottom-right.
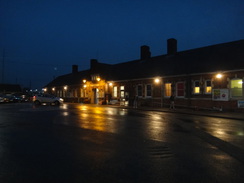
[[120, 86, 125, 98], [164, 83, 171, 97], [176, 82, 184, 97], [231, 79, 243, 98], [145, 84, 152, 97], [80, 88, 84, 97], [194, 81, 200, 94], [113, 86, 118, 97], [205, 80, 212, 94], [137, 85, 142, 97]]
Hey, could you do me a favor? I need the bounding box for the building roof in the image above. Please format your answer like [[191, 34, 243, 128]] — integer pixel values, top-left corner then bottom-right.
[[45, 39, 244, 87], [109, 39, 244, 80], [46, 70, 91, 87]]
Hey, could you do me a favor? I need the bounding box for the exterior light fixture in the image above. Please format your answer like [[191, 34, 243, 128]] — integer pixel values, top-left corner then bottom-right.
[[83, 79, 86, 83], [64, 86, 67, 90], [154, 78, 160, 83], [43, 88, 47, 92], [109, 82, 113, 86], [84, 85, 87, 88], [216, 74, 223, 79], [97, 77, 101, 81], [52, 87, 55, 91]]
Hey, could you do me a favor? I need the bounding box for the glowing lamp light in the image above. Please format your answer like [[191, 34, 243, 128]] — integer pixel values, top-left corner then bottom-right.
[[83, 79, 86, 83], [43, 88, 47, 92], [154, 78, 160, 83], [109, 82, 113, 86], [216, 74, 222, 79], [84, 85, 87, 88], [64, 86, 67, 90], [52, 87, 55, 91], [97, 77, 101, 81]]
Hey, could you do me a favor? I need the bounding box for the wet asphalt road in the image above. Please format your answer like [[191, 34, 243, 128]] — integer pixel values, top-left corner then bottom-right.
[[0, 103, 244, 183]]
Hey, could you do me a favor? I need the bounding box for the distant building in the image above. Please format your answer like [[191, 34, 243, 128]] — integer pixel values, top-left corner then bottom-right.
[[45, 39, 244, 111]]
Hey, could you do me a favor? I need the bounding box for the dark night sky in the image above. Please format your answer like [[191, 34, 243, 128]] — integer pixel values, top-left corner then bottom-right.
[[1, 0, 244, 90]]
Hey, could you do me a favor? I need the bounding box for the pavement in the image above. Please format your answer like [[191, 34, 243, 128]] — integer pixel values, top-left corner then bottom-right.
[[118, 105, 244, 121]]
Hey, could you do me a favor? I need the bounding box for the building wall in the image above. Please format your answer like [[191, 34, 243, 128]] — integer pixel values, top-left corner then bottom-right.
[[110, 71, 244, 111], [45, 70, 244, 111]]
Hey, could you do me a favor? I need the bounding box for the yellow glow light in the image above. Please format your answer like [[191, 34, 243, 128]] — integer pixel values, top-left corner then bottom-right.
[[154, 78, 160, 83], [97, 77, 101, 81], [64, 86, 67, 90], [52, 87, 55, 91], [216, 74, 222, 79], [109, 82, 113, 86], [83, 79, 86, 83]]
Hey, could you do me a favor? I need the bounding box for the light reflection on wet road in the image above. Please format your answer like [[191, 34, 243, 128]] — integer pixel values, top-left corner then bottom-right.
[[55, 104, 171, 141]]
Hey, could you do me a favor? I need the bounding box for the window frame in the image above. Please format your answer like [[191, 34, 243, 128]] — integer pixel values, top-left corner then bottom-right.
[[193, 80, 200, 94], [145, 84, 152, 98], [137, 85, 143, 97], [176, 82, 185, 98], [230, 79, 243, 98], [120, 86, 125, 98], [113, 86, 118, 98], [204, 80, 212, 94], [164, 83, 172, 97]]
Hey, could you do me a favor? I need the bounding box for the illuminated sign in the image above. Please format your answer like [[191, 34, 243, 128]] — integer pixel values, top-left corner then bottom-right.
[[212, 89, 229, 101], [238, 100, 244, 108]]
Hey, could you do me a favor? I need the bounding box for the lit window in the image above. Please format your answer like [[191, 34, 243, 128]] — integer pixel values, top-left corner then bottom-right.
[[231, 79, 243, 98], [120, 86, 125, 98], [194, 81, 200, 94], [176, 82, 184, 97], [205, 80, 212, 94], [113, 86, 117, 97], [137, 85, 142, 97], [145, 84, 152, 97], [164, 83, 171, 97], [80, 88, 84, 97]]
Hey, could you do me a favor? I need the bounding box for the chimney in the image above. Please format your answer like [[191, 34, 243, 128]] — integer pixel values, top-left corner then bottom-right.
[[167, 38, 177, 55], [140, 45, 151, 60], [90, 59, 98, 71], [72, 65, 78, 74]]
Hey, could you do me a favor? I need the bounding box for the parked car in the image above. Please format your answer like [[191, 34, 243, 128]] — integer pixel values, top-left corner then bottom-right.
[[0, 94, 8, 103], [33, 94, 63, 105], [0, 95, 5, 103]]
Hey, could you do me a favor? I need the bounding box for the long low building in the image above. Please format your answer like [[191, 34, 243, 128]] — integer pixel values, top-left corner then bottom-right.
[[45, 39, 244, 112]]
